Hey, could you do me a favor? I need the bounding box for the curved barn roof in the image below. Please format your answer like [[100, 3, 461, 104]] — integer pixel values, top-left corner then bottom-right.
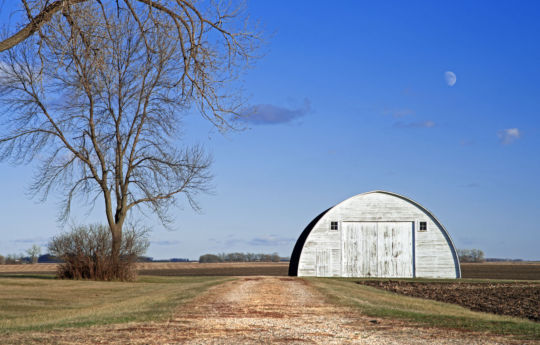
[[288, 190, 461, 277]]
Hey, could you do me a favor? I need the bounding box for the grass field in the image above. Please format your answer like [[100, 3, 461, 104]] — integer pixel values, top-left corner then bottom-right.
[[0, 272, 538, 342], [1, 261, 538, 340], [310, 278, 540, 340], [0, 275, 230, 333]]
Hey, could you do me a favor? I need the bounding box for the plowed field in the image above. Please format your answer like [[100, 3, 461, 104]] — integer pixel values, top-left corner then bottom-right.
[[358, 280, 540, 322], [461, 262, 540, 280], [1, 262, 539, 280]]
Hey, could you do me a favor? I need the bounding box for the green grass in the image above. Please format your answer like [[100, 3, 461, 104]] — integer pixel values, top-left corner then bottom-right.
[[0, 274, 231, 333], [309, 278, 540, 340]]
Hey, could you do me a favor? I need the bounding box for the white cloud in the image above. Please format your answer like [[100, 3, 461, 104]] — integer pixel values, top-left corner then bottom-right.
[[497, 128, 520, 145]]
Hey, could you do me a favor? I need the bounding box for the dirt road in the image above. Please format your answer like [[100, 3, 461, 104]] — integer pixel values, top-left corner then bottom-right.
[[4, 277, 530, 344]]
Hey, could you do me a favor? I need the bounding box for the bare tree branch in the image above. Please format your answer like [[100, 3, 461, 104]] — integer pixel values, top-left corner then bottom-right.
[[0, 0, 87, 52], [0, 0, 259, 272]]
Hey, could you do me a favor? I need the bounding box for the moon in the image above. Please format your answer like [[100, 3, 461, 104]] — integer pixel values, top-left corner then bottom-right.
[[444, 71, 457, 86]]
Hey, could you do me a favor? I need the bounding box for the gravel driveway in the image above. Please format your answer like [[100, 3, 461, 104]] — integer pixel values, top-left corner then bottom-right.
[[3, 276, 534, 344]]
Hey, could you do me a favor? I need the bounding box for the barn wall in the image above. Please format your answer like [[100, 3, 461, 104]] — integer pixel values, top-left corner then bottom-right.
[[341, 221, 413, 278], [297, 192, 459, 278]]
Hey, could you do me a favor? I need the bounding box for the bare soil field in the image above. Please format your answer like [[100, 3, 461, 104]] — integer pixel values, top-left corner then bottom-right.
[[358, 280, 540, 322], [2, 262, 540, 279], [2, 277, 527, 345], [461, 262, 540, 280]]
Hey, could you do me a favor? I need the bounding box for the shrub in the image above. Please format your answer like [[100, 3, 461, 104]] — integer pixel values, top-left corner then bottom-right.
[[48, 224, 149, 281], [199, 254, 222, 263], [0, 255, 5, 265]]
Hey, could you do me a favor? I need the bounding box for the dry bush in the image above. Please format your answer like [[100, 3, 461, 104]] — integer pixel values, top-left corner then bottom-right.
[[199, 254, 221, 263], [49, 224, 149, 281]]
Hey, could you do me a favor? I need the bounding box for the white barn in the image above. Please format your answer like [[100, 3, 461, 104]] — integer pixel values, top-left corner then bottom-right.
[[289, 191, 460, 278]]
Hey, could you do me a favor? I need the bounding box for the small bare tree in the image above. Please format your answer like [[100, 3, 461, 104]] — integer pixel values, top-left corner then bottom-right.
[[457, 249, 485, 263], [26, 244, 41, 263], [0, 1, 258, 278]]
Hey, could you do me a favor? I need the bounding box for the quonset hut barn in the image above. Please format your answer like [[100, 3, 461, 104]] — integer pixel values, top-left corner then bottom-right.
[[289, 191, 460, 278]]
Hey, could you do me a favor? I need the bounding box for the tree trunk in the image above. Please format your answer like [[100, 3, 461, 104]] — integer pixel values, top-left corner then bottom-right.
[[110, 223, 123, 277], [103, 188, 126, 279]]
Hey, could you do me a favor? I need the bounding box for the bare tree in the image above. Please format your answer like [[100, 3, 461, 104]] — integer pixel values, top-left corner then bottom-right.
[[26, 244, 41, 263], [457, 249, 485, 263], [0, 1, 259, 277]]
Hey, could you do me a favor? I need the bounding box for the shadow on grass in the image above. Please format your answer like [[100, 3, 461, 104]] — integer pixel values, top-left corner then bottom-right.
[[0, 273, 56, 280]]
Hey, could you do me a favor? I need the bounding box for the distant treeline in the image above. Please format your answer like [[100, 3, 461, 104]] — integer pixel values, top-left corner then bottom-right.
[[0, 253, 62, 265], [0, 254, 193, 264], [457, 249, 485, 263], [136, 257, 190, 263], [199, 252, 283, 263]]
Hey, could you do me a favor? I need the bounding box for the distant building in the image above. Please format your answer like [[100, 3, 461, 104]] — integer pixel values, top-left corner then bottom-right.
[[289, 191, 460, 278]]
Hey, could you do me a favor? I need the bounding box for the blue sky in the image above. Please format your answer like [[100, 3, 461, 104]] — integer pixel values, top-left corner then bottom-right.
[[0, 1, 539, 260]]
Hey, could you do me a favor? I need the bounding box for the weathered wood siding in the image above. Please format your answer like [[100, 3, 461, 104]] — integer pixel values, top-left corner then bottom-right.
[[341, 222, 413, 278], [297, 191, 459, 278]]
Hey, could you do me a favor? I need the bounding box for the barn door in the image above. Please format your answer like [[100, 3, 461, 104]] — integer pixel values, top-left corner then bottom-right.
[[315, 249, 341, 277], [341, 222, 413, 278], [315, 249, 330, 276]]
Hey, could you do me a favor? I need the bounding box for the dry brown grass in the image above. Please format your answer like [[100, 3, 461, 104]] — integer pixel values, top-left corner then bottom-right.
[[0, 263, 57, 273], [2, 277, 525, 345], [0, 262, 290, 276], [138, 262, 289, 276], [135, 261, 288, 270], [0, 275, 229, 332]]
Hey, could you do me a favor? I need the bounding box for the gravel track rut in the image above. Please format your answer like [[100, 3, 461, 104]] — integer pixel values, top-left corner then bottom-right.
[[3, 277, 533, 344]]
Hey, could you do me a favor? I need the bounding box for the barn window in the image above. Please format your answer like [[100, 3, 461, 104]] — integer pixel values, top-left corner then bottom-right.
[[419, 221, 427, 231], [330, 221, 338, 230]]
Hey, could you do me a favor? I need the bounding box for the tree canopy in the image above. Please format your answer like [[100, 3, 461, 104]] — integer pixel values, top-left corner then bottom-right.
[[0, 0, 260, 278]]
